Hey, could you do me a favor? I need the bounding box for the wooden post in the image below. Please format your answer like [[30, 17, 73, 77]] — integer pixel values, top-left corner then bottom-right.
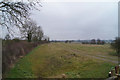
[[115, 66, 119, 74]]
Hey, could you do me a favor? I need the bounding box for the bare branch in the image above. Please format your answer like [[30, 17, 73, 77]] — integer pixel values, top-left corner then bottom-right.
[[0, 0, 41, 37]]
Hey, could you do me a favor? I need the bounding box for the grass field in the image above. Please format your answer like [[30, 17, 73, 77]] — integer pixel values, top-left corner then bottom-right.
[[6, 43, 118, 78]]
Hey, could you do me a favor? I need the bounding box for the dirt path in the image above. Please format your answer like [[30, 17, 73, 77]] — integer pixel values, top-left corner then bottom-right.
[[70, 49, 118, 64], [57, 43, 118, 64]]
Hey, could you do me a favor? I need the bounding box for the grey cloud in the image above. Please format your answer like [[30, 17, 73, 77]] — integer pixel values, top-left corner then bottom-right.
[[31, 2, 118, 40]]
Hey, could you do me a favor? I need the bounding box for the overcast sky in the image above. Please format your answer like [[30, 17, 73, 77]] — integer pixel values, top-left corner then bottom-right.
[[30, 2, 118, 40]]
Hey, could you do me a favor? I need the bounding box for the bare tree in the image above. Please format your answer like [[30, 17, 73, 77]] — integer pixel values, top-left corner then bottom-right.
[[97, 39, 101, 44], [21, 19, 37, 42], [91, 39, 96, 44], [0, 0, 41, 34], [32, 26, 44, 42], [43, 35, 50, 42], [36, 26, 44, 41]]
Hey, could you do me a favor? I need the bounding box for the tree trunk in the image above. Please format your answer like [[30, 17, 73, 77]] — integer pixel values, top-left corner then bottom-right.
[[27, 33, 32, 42]]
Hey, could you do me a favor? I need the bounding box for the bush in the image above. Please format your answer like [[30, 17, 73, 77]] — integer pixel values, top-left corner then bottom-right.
[[109, 52, 118, 56], [2, 40, 49, 76], [13, 38, 20, 42], [111, 37, 120, 55]]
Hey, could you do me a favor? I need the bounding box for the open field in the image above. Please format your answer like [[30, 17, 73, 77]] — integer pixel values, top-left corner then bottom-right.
[[6, 43, 118, 78]]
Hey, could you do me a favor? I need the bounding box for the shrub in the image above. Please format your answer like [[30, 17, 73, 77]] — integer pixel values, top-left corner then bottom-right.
[[13, 38, 20, 42]]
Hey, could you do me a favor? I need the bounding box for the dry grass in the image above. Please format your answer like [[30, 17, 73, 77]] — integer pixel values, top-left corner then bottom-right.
[[6, 43, 117, 78]]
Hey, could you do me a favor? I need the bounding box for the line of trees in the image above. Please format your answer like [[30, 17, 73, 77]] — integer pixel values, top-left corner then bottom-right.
[[82, 39, 105, 45], [4, 18, 50, 42]]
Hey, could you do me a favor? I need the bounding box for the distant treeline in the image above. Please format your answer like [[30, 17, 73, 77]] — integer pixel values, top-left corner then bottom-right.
[[81, 39, 105, 45], [51, 39, 113, 45]]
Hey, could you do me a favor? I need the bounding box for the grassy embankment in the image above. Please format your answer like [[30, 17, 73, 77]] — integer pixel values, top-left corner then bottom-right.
[[6, 43, 117, 78]]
